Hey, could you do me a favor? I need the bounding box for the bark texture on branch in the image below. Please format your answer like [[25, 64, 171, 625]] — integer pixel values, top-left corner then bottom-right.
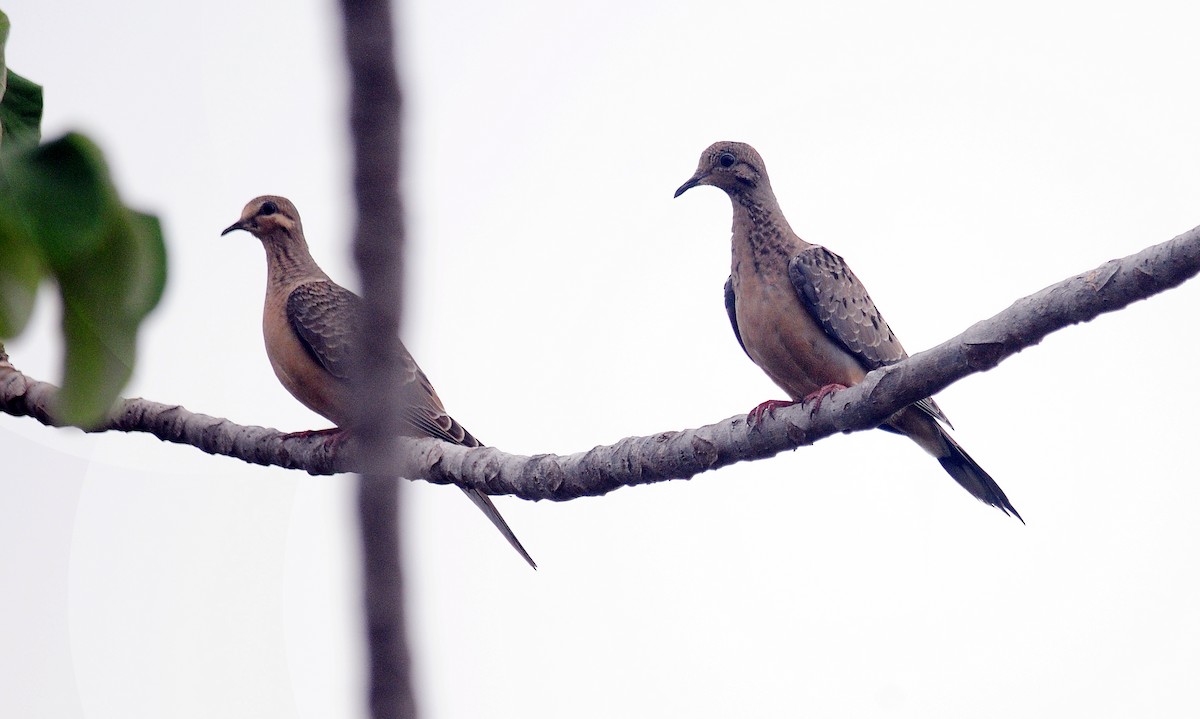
[[2, 224, 1198, 503]]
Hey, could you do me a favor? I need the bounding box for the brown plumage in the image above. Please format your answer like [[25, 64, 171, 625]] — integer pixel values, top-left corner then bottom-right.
[[677, 142, 1021, 521], [222, 195, 537, 567]]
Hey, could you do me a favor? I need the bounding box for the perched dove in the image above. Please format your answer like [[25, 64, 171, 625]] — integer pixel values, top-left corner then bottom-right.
[[222, 195, 537, 567], [675, 142, 1021, 520]]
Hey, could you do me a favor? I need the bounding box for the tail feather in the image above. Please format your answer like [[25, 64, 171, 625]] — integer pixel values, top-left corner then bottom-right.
[[888, 406, 1023, 522], [421, 412, 538, 569], [460, 487, 538, 569], [936, 432, 1024, 523]]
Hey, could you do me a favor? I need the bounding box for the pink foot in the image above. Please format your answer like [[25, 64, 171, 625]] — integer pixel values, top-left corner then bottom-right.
[[747, 399, 800, 428], [282, 427, 348, 449], [802, 384, 848, 415]]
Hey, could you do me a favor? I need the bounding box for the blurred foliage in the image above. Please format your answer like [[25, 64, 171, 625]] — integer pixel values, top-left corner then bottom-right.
[[0, 10, 167, 426]]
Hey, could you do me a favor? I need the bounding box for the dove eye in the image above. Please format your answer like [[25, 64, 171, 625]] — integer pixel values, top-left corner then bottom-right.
[[718, 152, 736, 168], [259, 201, 279, 216]]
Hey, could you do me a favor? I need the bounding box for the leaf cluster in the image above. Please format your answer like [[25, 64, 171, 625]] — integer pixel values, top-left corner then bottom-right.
[[0, 11, 167, 426]]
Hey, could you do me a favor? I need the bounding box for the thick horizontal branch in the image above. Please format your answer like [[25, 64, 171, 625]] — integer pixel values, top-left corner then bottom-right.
[[0, 347, 341, 471], [2, 223, 1198, 500]]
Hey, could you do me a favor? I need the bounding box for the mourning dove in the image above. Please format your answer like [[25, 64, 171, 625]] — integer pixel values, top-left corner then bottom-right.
[[222, 196, 537, 567], [675, 142, 1022, 521]]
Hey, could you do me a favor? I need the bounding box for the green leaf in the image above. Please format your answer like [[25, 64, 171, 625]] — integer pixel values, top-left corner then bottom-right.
[[0, 15, 164, 426], [123, 211, 168, 318], [0, 10, 43, 149], [5, 133, 117, 264], [1, 133, 168, 426], [0, 189, 41, 336], [1, 71, 43, 149], [0, 9, 45, 336], [0, 11, 7, 81]]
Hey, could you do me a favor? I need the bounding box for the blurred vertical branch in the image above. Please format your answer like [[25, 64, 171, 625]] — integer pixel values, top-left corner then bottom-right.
[[339, 0, 414, 717]]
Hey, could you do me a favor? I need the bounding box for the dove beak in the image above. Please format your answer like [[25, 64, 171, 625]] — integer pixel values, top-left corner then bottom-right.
[[674, 173, 707, 198]]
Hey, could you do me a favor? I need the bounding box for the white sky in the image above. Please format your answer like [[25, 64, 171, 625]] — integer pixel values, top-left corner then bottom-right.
[[4, 1, 1200, 717]]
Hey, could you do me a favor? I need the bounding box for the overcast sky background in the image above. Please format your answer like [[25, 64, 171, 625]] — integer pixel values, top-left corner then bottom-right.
[[4, 1, 1200, 717]]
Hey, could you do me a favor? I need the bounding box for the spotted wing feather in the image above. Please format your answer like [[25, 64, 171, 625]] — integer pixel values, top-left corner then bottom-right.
[[287, 281, 361, 381], [286, 281, 481, 445], [285, 282, 535, 567], [788, 247, 906, 370], [789, 247, 952, 427]]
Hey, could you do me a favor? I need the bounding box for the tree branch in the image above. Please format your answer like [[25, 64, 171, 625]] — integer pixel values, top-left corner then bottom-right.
[[2, 224, 1198, 502]]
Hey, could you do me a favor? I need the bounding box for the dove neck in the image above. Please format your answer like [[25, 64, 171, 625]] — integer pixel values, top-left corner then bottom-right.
[[261, 233, 327, 288], [730, 192, 800, 266]]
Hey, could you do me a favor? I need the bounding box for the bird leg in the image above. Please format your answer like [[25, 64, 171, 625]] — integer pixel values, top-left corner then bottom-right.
[[802, 383, 848, 415], [747, 384, 850, 428], [281, 427, 349, 450], [747, 399, 800, 428]]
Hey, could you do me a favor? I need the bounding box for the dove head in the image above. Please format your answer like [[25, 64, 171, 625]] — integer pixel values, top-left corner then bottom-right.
[[221, 195, 304, 242], [674, 141, 772, 200]]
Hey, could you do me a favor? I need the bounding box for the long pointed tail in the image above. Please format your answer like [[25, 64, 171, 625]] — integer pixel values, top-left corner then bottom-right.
[[420, 410, 538, 569], [890, 407, 1023, 522], [460, 487, 538, 569], [935, 431, 1024, 523]]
